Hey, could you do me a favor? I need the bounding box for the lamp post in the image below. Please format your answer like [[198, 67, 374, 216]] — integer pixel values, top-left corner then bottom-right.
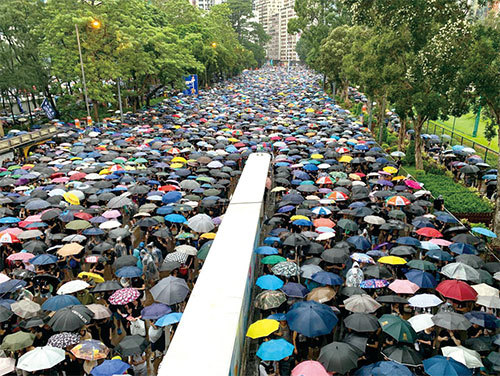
[[75, 19, 101, 121]]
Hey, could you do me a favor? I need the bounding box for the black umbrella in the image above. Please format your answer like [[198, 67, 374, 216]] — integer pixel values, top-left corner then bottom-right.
[[344, 313, 379, 332], [363, 265, 392, 279], [113, 255, 138, 269], [340, 286, 365, 296], [465, 336, 493, 352], [115, 335, 149, 356], [91, 280, 123, 293], [22, 240, 48, 254], [19, 315, 49, 329], [390, 245, 416, 257], [92, 241, 115, 253], [137, 217, 159, 228], [48, 305, 93, 332], [382, 345, 423, 366], [283, 233, 310, 247], [432, 312, 471, 331], [0, 306, 12, 323], [343, 333, 367, 354], [321, 248, 349, 264], [318, 342, 359, 374], [376, 295, 409, 304]]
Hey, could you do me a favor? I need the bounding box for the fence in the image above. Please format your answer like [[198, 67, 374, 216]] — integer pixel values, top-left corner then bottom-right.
[[425, 120, 498, 167], [0, 126, 59, 156]]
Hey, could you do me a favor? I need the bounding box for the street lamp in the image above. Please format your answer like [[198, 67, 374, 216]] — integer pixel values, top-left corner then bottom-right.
[[75, 19, 101, 121]]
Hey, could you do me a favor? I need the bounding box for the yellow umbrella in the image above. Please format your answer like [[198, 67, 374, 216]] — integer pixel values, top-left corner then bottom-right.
[[78, 272, 105, 283], [170, 163, 184, 169], [246, 319, 279, 339], [171, 157, 187, 163], [290, 215, 309, 222], [305, 108, 314, 113], [349, 173, 361, 181], [311, 154, 324, 160], [339, 155, 353, 163], [99, 169, 110, 175], [392, 175, 406, 181], [63, 192, 80, 206], [200, 232, 216, 240], [228, 138, 239, 143], [378, 256, 407, 265], [57, 243, 84, 257], [383, 166, 398, 174]]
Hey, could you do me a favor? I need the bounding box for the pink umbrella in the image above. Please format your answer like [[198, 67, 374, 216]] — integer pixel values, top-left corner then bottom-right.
[[51, 177, 69, 183], [1, 228, 24, 236], [292, 360, 329, 376], [24, 215, 42, 222], [388, 279, 420, 294], [108, 288, 140, 305], [102, 210, 121, 219], [7, 252, 35, 262], [430, 238, 452, 247], [404, 180, 422, 189]]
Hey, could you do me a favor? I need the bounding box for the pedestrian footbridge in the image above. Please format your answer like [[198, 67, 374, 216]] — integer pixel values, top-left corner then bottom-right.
[[0, 126, 59, 159]]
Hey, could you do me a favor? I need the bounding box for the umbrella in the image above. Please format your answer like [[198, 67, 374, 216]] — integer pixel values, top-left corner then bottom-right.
[[156, 312, 182, 327], [405, 270, 437, 288], [91, 280, 122, 293], [291, 360, 329, 376], [476, 295, 500, 308], [0, 357, 15, 376], [108, 288, 141, 305], [318, 342, 359, 374], [1, 331, 34, 351], [150, 276, 190, 305], [432, 312, 471, 331], [378, 314, 417, 343], [281, 282, 308, 298], [0, 306, 12, 323], [47, 332, 81, 348], [57, 280, 90, 295], [16, 346, 65, 372], [306, 287, 336, 303], [42, 295, 81, 311], [355, 361, 413, 376], [113, 255, 138, 269], [256, 275, 284, 290], [344, 294, 382, 313], [442, 346, 484, 369], [311, 271, 343, 286], [115, 266, 143, 278], [436, 280, 477, 301], [86, 304, 112, 320], [187, 213, 215, 233], [255, 290, 287, 310], [344, 313, 379, 332], [408, 293, 443, 308], [115, 335, 148, 357], [11, 299, 41, 318], [246, 319, 279, 339], [441, 263, 480, 283], [48, 306, 93, 332], [71, 339, 109, 360], [256, 339, 294, 361], [388, 279, 419, 294], [423, 355, 472, 376], [382, 345, 423, 366], [141, 303, 172, 320], [90, 359, 131, 376], [272, 261, 299, 277], [408, 313, 435, 332], [286, 301, 338, 337]]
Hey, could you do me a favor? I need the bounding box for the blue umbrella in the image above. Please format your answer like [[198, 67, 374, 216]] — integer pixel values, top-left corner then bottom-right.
[[471, 227, 497, 238], [256, 275, 284, 290], [162, 191, 182, 204], [311, 271, 343, 286], [42, 295, 81, 311], [267, 313, 287, 321], [423, 355, 472, 376], [164, 214, 187, 223], [277, 205, 295, 213], [0, 299, 15, 309], [0, 279, 26, 294], [292, 219, 313, 226], [115, 266, 143, 278], [286, 301, 338, 337], [83, 227, 105, 236], [157, 206, 174, 215], [448, 243, 477, 255], [256, 339, 294, 361], [90, 359, 130, 376], [0, 217, 20, 224], [141, 303, 172, 320], [30, 254, 58, 265], [255, 246, 278, 255], [426, 249, 454, 261], [436, 214, 459, 224], [263, 237, 281, 245], [347, 236, 371, 250], [396, 237, 421, 247], [355, 361, 413, 376], [464, 311, 498, 329], [405, 270, 437, 288], [280, 282, 308, 298], [156, 312, 182, 327]]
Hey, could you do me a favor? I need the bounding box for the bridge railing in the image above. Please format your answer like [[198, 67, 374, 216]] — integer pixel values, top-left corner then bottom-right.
[[0, 126, 59, 154]]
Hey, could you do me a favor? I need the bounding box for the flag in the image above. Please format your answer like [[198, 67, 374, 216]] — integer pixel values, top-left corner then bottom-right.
[[41, 98, 56, 120], [16, 97, 25, 113], [183, 75, 198, 96]]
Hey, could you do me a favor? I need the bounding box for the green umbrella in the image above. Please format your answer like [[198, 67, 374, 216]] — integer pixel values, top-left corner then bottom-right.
[[1, 331, 35, 351], [135, 158, 148, 164], [65, 220, 91, 230], [337, 219, 359, 232], [197, 240, 213, 260], [378, 314, 417, 343], [254, 290, 286, 310], [261, 255, 287, 265], [407, 259, 437, 271]]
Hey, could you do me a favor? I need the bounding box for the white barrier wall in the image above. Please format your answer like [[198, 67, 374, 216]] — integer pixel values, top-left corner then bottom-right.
[[159, 152, 271, 376]]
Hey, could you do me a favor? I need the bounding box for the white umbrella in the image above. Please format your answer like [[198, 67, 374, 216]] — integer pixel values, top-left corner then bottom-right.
[[17, 230, 44, 240], [17, 346, 65, 372], [363, 215, 386, 225], [343, 294, 382, 313], [316, 232, 335, 241], [442, 346, 483, 368], [57, 280, 90, 295], [0, 357, 15, 376], [494, 271, 500, 281], [476, 295, 500, 309], [99, 220, 122, 230], [187, 214, 214, 233], [408, 294, 443, 308], [85, 304, 112, 320], [408, 314, 434, 332], [62, 234, 87, 243], [441, 262, 480, 283], [165, 251, 188, 264], [48, 188, 66, 197], [300, 264, 323, 279], [175, 245, 198, 256], [472, 283, 499, 297], [11, 299, 41, 319]]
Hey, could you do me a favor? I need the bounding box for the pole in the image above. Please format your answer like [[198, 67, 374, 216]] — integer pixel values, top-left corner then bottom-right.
[[25, 91, 34, 127], [75, 24, 91, 119], [472, 104, 481, 138], [117, 77, 124, 124], [452, 116, 456, 132]]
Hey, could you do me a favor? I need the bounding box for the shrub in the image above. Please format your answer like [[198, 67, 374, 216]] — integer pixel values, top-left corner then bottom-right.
[[403, 140, 415, 166]]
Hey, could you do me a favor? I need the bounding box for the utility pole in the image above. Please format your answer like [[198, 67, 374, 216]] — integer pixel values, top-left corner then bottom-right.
[[75, 24, 91, 119], [117, 77, 124, 124]]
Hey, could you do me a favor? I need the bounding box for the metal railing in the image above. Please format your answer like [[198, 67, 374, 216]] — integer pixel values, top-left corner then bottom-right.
[[0, 126, 59, 154], [425, 120, 499, 167]]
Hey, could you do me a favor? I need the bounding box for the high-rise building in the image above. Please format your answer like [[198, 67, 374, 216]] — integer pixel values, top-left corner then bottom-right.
[[256, 0, 299, 63]]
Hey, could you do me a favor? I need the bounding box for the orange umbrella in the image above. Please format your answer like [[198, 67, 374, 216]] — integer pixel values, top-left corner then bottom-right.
[[313, 218, 335, 228], [57, 243, 84, 257]]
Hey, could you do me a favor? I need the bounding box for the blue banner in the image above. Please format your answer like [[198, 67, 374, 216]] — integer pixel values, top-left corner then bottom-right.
[[183, 74, 198, 95], [16, 96, 24, 113], [41, 98, 56, 120]]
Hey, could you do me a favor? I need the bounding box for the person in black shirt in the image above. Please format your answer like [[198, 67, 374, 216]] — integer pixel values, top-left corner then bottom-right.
[[417, 327, 436, 358]]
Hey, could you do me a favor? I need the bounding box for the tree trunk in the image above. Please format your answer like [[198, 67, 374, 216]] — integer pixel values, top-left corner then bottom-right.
[[377, 95, 387, 144], [92, 100, 99, 122], [31, 92, 37, 109], [331, 81, 336, 97], [398, 118, 407, 151], [414, 117, 424, 170], [492, 110, 500, 242], [67, 82, 73, 96], [367, 98, 373, 131]]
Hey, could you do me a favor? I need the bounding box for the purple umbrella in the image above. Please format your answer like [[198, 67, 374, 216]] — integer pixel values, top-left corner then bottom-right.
[[141, 303, 172, 320]]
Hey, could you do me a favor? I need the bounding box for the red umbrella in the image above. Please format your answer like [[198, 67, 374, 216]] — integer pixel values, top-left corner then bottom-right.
[[74, 212, 93, 221], [416, 227, 443, 238], [0, 233, 20, 244], [436, 280, 477, 301]]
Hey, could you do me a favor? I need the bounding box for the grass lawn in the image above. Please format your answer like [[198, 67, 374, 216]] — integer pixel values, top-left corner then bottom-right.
[[433, 112, 498, 152]]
